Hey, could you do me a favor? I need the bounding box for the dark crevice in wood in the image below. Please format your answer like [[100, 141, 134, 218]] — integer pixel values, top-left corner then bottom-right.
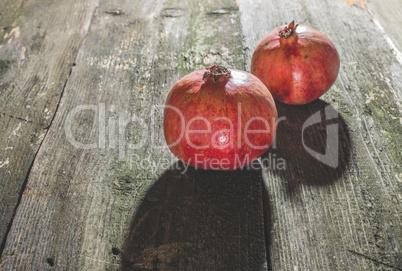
[[19, 0, 25, 9], [262, 180, 273, 271], [104, 9, 124, 16], [347, 250, 402, 271], [46, 257, 54, 266], [0, 112, 34, 123], [0, 147, 34, 258], [111, 247, 120, 255]]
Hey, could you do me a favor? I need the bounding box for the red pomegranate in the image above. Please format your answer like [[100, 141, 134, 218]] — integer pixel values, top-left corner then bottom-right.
[[251, 21, 340, 104], [164, 65, 278, 170]]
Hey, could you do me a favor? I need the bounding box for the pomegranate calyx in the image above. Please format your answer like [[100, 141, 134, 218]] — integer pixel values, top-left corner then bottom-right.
[[278, 20, 299, 39], [203, 65, 231, 83]]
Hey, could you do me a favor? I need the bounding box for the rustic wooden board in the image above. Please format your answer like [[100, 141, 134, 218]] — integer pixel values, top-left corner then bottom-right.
[[0, 0, 268, 270], [239, 0, 401, 270], [0, 0, 97, 253], [366, 0, 402, 58], [1, 0, 401, 270]]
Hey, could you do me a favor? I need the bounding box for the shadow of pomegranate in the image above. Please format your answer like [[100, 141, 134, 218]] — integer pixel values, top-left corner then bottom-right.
[[261, 99, 351, 194], [119, 162, 270, 270]]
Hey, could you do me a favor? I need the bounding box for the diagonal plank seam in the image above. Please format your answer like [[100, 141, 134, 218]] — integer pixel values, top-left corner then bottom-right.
[[0, 71, 70, 258], [0, 0, 101, 258]]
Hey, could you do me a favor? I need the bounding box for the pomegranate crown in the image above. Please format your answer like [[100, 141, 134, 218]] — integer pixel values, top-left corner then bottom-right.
[[203, 65, 231, 83], [278, 20, 299, 39]]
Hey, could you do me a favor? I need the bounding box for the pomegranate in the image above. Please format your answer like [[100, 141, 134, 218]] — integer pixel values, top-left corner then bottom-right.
[[251, 21, 340, 104], [164, 65, 278, 170]]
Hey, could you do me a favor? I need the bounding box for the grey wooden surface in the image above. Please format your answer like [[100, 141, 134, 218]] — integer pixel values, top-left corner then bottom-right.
[[0, 0, 401, 270], [240, 0, 402, 270], [0, 0, 98, 259]]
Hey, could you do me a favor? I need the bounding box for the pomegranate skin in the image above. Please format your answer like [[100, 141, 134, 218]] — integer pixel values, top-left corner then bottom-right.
[[251, 22, 340, 104], [164, 66, 278, 170]]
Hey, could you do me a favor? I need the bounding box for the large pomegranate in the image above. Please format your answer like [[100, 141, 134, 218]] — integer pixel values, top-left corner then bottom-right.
[[251, 21, 340, 104], [164, 65, 278, 170]]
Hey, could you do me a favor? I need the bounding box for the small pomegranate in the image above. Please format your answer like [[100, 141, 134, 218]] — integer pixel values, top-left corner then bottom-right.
[[251, 21, 340, 104], [164, 65, 278, 170]]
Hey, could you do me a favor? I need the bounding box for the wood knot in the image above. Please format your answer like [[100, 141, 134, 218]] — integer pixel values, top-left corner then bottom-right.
[[46, 258, 54, 266]]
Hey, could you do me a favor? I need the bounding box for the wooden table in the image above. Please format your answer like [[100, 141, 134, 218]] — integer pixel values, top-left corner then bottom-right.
[[0, 0, 401, 270]]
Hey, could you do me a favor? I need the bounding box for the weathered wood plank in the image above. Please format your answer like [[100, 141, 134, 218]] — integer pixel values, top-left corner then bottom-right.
[[239, 0, 401, 270], [0, 0, 268, 270], [366, 0, 402, 57], [0, 0, 98, 252]]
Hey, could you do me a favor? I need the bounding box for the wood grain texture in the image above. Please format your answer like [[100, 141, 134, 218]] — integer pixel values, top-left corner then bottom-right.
[[0, 0, 268, 270], [366, 0, 402, 60], [239, 0, 401, 270], [0, 0, 98, 252], [1, 0, 401, 270]]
